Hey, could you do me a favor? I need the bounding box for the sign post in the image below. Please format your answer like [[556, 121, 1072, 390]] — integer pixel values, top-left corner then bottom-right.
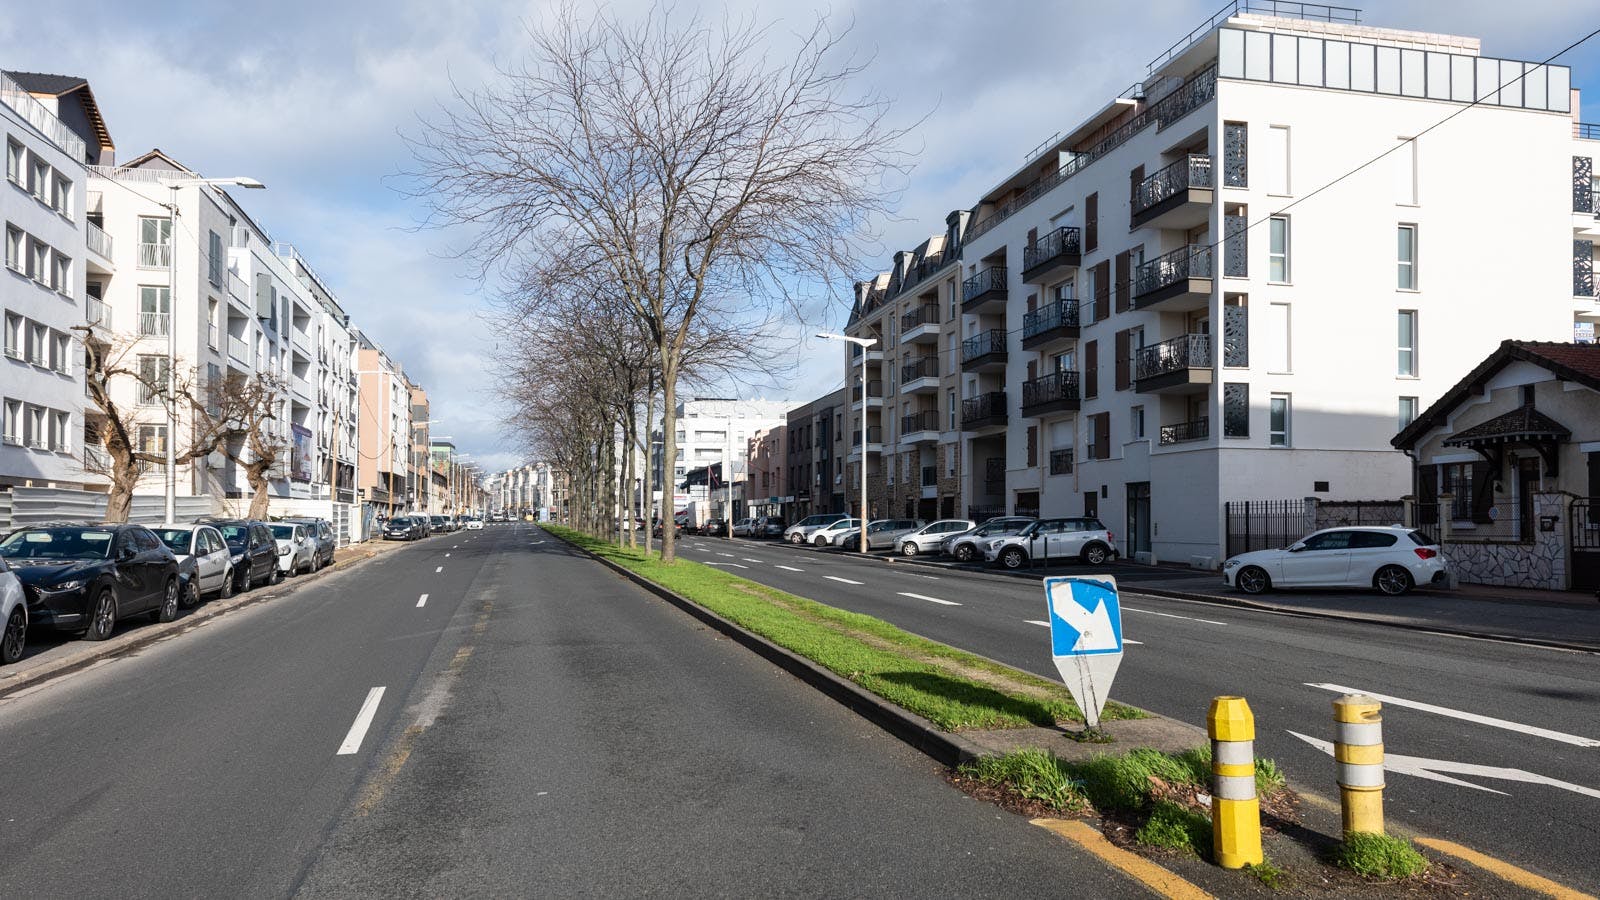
[[1044, 575, 1125, 729]]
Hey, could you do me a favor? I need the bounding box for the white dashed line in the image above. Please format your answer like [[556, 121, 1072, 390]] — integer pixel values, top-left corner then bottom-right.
[[741, 558, 764, 564], [716, 553, 736, 558], [774, 565, 803, 572], [704, 561, 748, 569], [417, 594, 428, 608], [445, 553, 451, 557], [1121, 606, 1226, 626], [435, 566, 443, 573], [898, 592, 960, 606], [336, 687, 386, 755], [824, 576, 864, 585]]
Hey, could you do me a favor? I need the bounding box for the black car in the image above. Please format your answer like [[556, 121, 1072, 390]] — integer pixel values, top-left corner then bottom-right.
[[0, 524, 181, 641], [384, 517, 424, 541], [200, 519, 281, 592]]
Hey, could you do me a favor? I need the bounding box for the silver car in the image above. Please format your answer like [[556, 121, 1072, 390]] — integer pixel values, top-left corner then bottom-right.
[[983, 517, 1117, 569], [784, 513, 849, 545], [897, 519, 977, 557], [941, 517, 1037, 563], [151, 523, 234, 606], [832, 518, 924, 551]]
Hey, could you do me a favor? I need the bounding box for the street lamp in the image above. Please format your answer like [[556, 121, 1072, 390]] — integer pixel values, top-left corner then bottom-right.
[[817, 332, 877, 554], [162, 176, 266, 524]]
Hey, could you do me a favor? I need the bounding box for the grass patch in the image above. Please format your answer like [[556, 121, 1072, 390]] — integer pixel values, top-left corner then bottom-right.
[[1243, 858, 1287, 889], [960, 748, 1089, 813], [1071, 746, 1209, 812], [548, 525, 1143, 731], [1333, 832, 1429, 879], [1135, 800, 1212, 856]]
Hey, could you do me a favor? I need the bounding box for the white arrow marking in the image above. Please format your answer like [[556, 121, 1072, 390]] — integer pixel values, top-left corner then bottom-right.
[[1025, 619, 1141, 644], [825, 576, 864, 585], [1049, 586, 1118, 653], [1304, 683, 1600, 748], [898, 592, 960, 606], [417, 594, 428, 608], [1288, 732, 1600, 800]]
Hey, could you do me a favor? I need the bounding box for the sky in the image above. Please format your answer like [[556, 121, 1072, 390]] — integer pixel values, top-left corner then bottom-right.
[[8, 1, 1596, 474]]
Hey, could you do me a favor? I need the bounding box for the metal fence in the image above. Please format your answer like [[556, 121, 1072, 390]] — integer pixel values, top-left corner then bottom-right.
[[0, 486, 216, 529], [1224, 499, 1310, 558]]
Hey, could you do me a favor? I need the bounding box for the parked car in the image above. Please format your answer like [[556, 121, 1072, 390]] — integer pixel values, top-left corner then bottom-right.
[[983, 518, 1116, 569], [465, 517, 484, 531], [152, 523, 235, 607], [783, 513, 849, 545], [897, 519, 977, 556], [271, 523, 318, 576], [755, 516, 787, 539], [808, 517, 861, 547], [1223, 526, 1447, 596], [384, 516, 425, 542], [283, 517, 337, 571], [1, 554, 26, 665], [730, 518, 758, 537], [832, 518, 924, 551], [430, 515, 451, 534], [204, 519, 282, 592], [941, 517, 1036, 563], [0, 524, 181, 641], [703, 518, 729, 538]]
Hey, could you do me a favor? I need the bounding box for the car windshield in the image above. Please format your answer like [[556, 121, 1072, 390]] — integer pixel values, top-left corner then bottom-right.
[[153, 529, 194, 554], [216, 524, 250, 546], [389, 518, 410, 527], [0, 528, 115, 560], [271, 524, 297, 539]]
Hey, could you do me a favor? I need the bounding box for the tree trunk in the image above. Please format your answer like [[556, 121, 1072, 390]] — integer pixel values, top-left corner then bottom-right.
[[246, 462, 273, 519], [659, 354, 679, 564], [640, 380, 656, 557]]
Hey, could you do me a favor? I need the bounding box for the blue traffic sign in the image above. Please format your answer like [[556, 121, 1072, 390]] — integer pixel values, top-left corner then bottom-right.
[[1046, 576, 1124, 656]]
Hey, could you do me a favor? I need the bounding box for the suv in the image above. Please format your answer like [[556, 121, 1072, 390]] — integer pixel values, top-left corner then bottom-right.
[[201, 519, 282, 592], [983, 517, 1116, 569], [833, 518, 923, 551], [0, 523, 182, 641], [784, 513, 848, 545], [942, 517, 1036, 563]]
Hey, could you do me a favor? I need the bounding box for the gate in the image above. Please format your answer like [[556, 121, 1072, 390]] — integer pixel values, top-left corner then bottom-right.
[[1572, 501, 1600, 591], [1224, 499, 1308, 558]]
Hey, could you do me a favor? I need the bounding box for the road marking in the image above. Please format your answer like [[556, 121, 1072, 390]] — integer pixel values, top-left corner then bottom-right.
[[1030, 819, 1213, 899], [704, 561, 748, 569], [1122, 606, 1227, 626], [445, 553, 451, 557], [824, 575, 864, 585], [435, 566, 443, 573], [1289, 731, 1600, 801], [1412, 838, 1597, 900], [1024, 620, 1142, 643], [716, 552, 735, 558], [1303, 683, 1600, 748], [417, 594, 428, 608], [774, 565, 803, 572], [741, 558, 764, 564], [337, 687, 386, 755], [897, 592, 960, 606]]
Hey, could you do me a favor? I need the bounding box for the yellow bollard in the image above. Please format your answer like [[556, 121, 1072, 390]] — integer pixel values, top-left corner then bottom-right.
[[1208, 696, 1263, 869], [1333, 694, 1385, 835]]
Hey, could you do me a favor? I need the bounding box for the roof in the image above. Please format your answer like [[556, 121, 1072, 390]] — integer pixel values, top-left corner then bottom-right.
[[1392, 341, 1600, 450], [1442, 405, 1572, 447], [120, 148, 197, 174], [4, 71, 114, 159]]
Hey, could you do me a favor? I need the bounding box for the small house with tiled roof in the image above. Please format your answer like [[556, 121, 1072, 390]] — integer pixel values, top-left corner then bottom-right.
[[1393, 340, 1600, 591]]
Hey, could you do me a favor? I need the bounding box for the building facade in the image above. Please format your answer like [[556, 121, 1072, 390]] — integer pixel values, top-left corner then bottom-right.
[[782, 387, 848, 522]]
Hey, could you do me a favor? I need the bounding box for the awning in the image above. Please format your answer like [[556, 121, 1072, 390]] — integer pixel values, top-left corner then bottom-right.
[[1443, 405, 1570, 474]]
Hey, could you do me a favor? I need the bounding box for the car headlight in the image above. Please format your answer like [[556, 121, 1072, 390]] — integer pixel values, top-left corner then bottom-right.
[[279, 547, 292, 556], [45, 579, 86, 592], [1222, 559, 1241, 569]]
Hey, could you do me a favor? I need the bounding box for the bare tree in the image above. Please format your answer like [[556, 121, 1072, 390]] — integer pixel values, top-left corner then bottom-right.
[[201, 372, 290, 519], [408, 7, 908, 562]]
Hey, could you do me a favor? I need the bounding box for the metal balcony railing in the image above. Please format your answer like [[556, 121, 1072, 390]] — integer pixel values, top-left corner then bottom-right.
[[850, 380, 885, 403], [962, 267, 1007, 303], [0, 72, 86, 159], [1133, 244, 1213, 298], [901, 304, 939, 331], [1022, 299, 1079, 340], [1132, 154, 1213, 215], [1135, 333, 1212, 381], [1159, 417, 1210, 445], [85, 298, 111, 329], [902, 409, 940, 434], [138, 242, 171, 268], [1576, 122, 1600, 140], [138, 312, 170, 336], [86, 221, 113, 258], [1022, 226, 1082, 273], [1049, 448, 1075, 475], [961, 329, 1008, 364], [1021, 371, 1081, 409], [901, 356, 939, 382], [851, 426, 884, 447], [962, 391, 1008, 428]]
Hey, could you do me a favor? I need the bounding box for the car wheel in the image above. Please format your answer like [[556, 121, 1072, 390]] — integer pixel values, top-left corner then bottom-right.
[[1374, 565, 1413, 596], [954, 543, 976, 563], [788, 533, 803, 545], [900, 542, 919, 557], [219, 567, 236, 600], [83, 589, 116, 641], [154, 579, 180, 623], [270, 565, 284, 586], [813, 536, 827, 547], [1081, 543, 1110, 566], [182, 578, 201, 609], [2, 607, 25, 664], [1000, 547, 1027, 570], [1236, 566, 1271, 595]]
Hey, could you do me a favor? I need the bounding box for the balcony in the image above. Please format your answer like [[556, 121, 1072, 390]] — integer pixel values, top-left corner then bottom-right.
[[1021, 299, 1080, 350], [1577, 122, 1600, 140], [901, 356, 940, 393], [1131, 154, 1213, 229], [229, 336, 252, 368], [961, 329, 1008, 372], [962, 267, 1008, 315], [984, 457, 1005, 492], [901, 409, 941, 444], [1134, 333, 1213, 394], [1049, 447, 1074, 476], [138, 312, 169, 337], [85, 222, 114, 271], [1021, 371, 1081, 419], [850, 426, 884, 457], [1159, 417, 1209, 445], [138, 242, 170, 269], [1133, 244, 1213, 312], [85, 298, 111, 330], [961, 391, 1008, 432], [1021, 227, 1081, 283], [900, 305, 941, 343], [850, 379, 885, 410]]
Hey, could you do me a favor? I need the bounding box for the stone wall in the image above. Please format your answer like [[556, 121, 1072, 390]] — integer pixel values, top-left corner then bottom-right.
[[1443, 493, 1569, 590]]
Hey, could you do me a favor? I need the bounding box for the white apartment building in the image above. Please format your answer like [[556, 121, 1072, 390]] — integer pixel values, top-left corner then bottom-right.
[[1, 72, 107, 489], [275, 244, 361, 509], [654, 397, 787, 517], [848, 5, 1589, 563]]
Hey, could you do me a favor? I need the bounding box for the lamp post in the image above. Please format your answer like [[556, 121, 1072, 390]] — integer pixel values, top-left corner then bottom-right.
[[817, 332, 877, 554], [161, 176, 265, 523]]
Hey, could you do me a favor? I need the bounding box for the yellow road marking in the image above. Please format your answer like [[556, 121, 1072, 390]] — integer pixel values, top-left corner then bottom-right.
[[1415, 838, 1595, 900], [1031, 818, 1214, 899]]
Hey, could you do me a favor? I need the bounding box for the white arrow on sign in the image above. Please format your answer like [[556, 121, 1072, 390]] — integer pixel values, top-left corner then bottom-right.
[[1051, 589, 1118, 653], [1044, 576, 1125, 729], [1289, 732, 1600, 801]]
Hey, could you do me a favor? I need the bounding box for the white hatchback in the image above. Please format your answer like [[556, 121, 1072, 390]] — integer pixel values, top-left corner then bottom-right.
[[808, 518, 862, 547], [1222, 526, 1447, 596], [0, 555, 25, 665]]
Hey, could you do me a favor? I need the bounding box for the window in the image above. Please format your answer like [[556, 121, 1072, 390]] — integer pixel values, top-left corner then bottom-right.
[[30, 237, 46, 282], [208, 230, 224, 286], [1269, 394, 1290, 446], [51, 173, 70, 216], [1397, 224, 1417, 289], [53, 253, 71, 296], [26, 322, 45, 365], [5, 225, 20, 271], [30, 159, 47, 200], [1398, 396, 1418, 430], [137, 424, 168, 455], [138, 217, 172, 268], [1130, 406, 1145, 440], [208, 298, 219, 348], [3, 312, 19, 358], [1266, 125, 1290, 194], [1223, 383, 1249, 438], [5, 140, 21, 184], [947, 389, 956, 431], [1397, 310, 1417, 376], [137, 355, 168, 405], [139, 286, 171, 336], [1442, 463, 1474, 520], [51, 411, 69, 452], [2, 398, 19, 444], [1268, 216, 1290, 282], [26, 405, 44, 449], [51, 332, 69, 374]]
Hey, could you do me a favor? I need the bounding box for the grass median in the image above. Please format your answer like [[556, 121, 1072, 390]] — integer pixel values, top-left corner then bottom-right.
[[547, 526, 1142, 731]]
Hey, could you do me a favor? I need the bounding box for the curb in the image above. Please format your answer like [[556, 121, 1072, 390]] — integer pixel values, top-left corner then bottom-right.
[[0, 540, 398, 701], [548, 529, 987, 768]]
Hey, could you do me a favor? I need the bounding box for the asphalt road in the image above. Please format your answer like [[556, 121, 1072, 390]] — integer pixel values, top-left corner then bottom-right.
[[0, 524, 1144, 898], [680, 534, 1600, 888]]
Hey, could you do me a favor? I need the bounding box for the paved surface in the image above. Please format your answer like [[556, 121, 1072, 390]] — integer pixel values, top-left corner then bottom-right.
[[682, 534, 1600, 889], [0, 524, 1144, 898]]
